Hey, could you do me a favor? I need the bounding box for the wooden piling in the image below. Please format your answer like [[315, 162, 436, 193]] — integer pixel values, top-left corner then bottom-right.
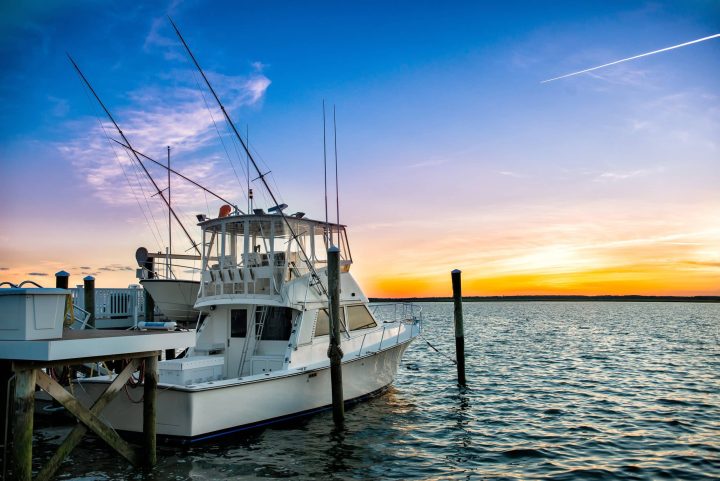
[[0, 360, 11, 463], [143, 355, 158, 468], [451, 269, 467, 386], [144, 257, 155, 322], [55, 270, 69, 289], [327, 246, 344, 424], [12, 367, 36, 481], [83, 276, 95, 328]]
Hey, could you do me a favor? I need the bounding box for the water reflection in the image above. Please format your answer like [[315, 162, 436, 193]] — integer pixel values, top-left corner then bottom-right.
[[30, 302, 720, 481]]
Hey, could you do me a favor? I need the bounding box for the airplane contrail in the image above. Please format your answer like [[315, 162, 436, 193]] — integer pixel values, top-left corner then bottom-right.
[[542, 33, 720, 83]]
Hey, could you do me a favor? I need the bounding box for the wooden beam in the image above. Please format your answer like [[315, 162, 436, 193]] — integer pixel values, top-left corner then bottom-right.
[[143, 355, 158, 468], [14, 351, 160, 369], [12, 367, 35, 481], [35, 359, 141, 481], [35, 370, 141, 467]]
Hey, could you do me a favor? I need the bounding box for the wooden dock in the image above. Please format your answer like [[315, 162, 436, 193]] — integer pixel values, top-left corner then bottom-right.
[[0, 329, 194, 481]]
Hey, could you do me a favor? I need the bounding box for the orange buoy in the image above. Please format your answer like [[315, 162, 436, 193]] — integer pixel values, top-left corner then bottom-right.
[[218, 204, 232, 218]]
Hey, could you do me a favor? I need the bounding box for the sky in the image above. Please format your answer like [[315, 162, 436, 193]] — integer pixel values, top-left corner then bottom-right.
[[1, 1, 718, 297]]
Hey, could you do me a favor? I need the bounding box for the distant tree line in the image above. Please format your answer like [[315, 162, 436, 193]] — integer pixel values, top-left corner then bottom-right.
[[369, 295, 720, 303]]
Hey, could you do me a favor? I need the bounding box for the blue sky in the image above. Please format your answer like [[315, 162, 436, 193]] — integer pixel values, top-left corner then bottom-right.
[[1, 1, 718, 295]]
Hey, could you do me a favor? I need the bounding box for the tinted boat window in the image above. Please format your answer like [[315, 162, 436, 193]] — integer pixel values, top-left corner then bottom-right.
[[313, 308, 345, 337], [347, 305, 377, 331], [231, 309, 247, 337], [256, 306, 293, 340]]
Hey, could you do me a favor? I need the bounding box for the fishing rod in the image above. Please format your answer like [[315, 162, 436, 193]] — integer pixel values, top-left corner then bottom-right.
[[111, 138, 242, 212], [67, 54, 202, 256], [168, 17, 331, 299]]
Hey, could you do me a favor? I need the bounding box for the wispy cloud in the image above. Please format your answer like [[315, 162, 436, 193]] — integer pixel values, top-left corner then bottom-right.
[[58, 65, 270, 209], [408, 158, 449, 169], [27, 272, 48, 276], [99, 264, 134, 272], [595, 168, 659, 181], [497, 170, 523, 178]]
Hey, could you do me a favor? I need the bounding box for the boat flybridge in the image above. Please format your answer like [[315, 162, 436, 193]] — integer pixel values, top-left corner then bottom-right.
[[78, 208, 422, 442]]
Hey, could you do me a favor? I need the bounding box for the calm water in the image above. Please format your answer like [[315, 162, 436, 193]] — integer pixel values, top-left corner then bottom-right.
[[33, 302, 720, 480]]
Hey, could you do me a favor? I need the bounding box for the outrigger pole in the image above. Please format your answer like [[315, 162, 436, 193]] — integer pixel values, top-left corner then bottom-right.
[[110, 139, 241, 212], [168, 17, 330, 299], [68, 54, 202, 256]]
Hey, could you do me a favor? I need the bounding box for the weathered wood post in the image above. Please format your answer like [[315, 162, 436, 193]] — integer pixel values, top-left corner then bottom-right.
[[55, 270, 69, 289], [83, 276, 95, 328], [327, 246, 344, 424], [12, 366, 36, 481], [143, 355, 158, 468], [0, 360, 12, 474], [144, 257, 155, 322], [451, 269, 467, 386]]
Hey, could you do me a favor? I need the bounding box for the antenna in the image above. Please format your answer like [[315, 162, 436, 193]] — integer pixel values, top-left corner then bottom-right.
[[246, 125, 250, 215], [111, 139, 240, 209], [333, 104, 340, 248], [323, 99, 330, 246], [168, 17, 331, 300], [167, 145, 172, 278], [67, 54, 201, 256]]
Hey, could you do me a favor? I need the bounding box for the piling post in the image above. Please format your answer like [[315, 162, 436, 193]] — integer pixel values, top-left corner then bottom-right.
[[55, 270, 69, 289], [451, 269, 466, 386], [327, 246, 344, 424], [83, 276, 95, 328], [11, 366, 36, 481], [144, 257, 155, 322], [143, 355, 158, 468], [0, 360, 12, 473]]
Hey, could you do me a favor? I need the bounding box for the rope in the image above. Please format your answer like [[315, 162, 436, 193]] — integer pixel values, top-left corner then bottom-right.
[[420, 334, 457, 365]]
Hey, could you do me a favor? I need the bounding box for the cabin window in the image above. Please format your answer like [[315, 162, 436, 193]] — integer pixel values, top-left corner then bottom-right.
[[230, 309, 247, 337], [255, 306, 293, 340], [313, 308, 346, 337], [347, 305, 377, 331]]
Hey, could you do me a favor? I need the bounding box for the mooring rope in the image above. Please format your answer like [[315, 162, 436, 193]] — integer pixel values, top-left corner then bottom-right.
[[420, 334, 457, 365]]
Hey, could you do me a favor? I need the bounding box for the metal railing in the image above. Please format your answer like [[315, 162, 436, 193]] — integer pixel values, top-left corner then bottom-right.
[[353, 316, 421, 358], [369, 302, 423, 324], [71, 286, 145, 320]]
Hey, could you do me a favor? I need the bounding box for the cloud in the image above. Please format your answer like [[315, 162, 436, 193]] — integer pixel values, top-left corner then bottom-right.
[[498, 170, 523, 178], [683, 260, 720, 268], [594, 167, 663, 182], [408, 158, 449, 169], [27, 272, 48, 276], [58, 65, 270, 209], [98, 264, 135, 272], [143, 1, 186, 61], [48, 95, 69, 117], [0, 267, 8, 271]]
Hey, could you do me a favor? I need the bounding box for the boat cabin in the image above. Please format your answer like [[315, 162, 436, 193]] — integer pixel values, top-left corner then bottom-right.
[[191, 211, 371, 379], [197, 212, 352, 302]]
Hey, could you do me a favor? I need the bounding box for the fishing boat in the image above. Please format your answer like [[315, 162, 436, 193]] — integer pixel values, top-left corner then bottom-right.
[[72, 19, 420, 441], [76, 208, 421, 441], [136, 247, 201, 325]]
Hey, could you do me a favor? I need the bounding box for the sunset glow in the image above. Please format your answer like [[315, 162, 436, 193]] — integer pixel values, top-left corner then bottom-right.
[[1, 2, 718, 297]]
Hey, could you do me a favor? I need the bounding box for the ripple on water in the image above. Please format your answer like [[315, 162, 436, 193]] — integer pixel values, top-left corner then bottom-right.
[[29, 301, 720, 480]]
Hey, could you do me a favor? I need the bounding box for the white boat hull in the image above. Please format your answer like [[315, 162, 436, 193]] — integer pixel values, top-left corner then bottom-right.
[[140, 279, 200, 323], [76, 340, 410, 442]]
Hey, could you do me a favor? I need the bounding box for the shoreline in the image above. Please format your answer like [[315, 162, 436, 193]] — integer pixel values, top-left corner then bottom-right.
[[369, 295, 720, 303]]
